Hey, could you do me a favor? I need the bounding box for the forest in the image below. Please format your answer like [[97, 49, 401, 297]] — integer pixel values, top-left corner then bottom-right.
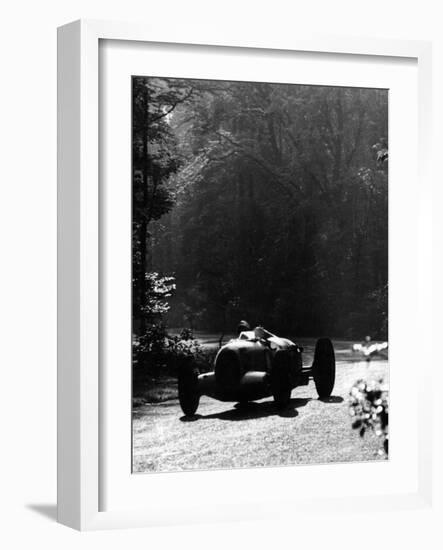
[[132, 76, 388, 374]]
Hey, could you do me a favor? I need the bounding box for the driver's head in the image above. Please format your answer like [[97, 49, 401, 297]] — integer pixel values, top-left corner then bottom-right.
[[237, 320, 251, 335]]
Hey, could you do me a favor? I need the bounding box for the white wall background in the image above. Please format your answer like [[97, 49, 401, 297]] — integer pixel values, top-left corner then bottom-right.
[[0, 0, 441, 548]]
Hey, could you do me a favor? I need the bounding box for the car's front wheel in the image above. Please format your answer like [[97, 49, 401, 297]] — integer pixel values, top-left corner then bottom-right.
[[178, 360, 200, 417], [312, 338, 335, 399]]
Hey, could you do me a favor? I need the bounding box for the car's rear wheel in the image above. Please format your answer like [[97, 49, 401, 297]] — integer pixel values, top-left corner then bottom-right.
[[271, 350, 292, 409], [178, 360, 200, 416], [312, 338, 335, 399]]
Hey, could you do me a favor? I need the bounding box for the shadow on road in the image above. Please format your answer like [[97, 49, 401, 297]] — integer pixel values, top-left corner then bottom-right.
[[318, 395, 344, 404], [180, 397, 312, 422]]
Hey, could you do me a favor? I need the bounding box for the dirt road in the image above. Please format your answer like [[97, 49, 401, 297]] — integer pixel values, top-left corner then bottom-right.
[[133, 349, 388, 473]]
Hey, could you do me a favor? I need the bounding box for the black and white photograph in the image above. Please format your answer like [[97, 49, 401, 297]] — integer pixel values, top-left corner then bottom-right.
[[131, 76, 389, 473], [4, 0, 441, 541]]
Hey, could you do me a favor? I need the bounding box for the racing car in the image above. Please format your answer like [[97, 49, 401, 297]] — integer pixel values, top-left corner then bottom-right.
[[178, 327, 335, 417]]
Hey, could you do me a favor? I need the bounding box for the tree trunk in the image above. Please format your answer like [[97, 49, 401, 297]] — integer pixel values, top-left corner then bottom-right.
[[138, 87, 149, 336]]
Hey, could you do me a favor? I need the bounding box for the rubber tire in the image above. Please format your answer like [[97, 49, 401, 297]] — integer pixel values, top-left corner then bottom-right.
[[271, 350, 292, 409], [178, 360, 200, 416], [312, 338, 336, 399]]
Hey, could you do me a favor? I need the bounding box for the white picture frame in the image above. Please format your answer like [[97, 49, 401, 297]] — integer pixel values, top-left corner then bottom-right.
[[57, 19, 433, 531]]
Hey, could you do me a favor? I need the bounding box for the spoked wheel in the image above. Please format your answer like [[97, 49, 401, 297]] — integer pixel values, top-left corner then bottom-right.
[[271, 350, 292, 409], [312, 338, 335, 400], [178, 359, 200, 417]]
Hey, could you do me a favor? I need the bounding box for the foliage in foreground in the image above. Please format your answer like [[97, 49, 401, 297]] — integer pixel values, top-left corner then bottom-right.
[[349, 378, 389, 455]]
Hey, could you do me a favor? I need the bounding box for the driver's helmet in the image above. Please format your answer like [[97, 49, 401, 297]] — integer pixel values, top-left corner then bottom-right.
[[237, 320, 251, 335]]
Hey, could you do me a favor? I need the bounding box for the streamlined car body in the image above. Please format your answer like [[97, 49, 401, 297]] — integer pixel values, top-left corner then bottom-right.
[[178, 328, 335, 417]]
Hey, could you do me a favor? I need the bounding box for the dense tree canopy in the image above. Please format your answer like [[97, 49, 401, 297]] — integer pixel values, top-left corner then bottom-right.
[[133, 76, 388, 343]]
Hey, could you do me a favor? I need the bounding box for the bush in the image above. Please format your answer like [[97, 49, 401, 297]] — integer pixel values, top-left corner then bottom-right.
[[133, 323, 169, 371], [349, 378, 389, 455], [164, 328, 206, 370], [133, 326, 213, 378]]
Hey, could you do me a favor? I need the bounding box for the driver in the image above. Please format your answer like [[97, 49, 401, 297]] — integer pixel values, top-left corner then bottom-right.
[[238, 321, 274, 348]]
